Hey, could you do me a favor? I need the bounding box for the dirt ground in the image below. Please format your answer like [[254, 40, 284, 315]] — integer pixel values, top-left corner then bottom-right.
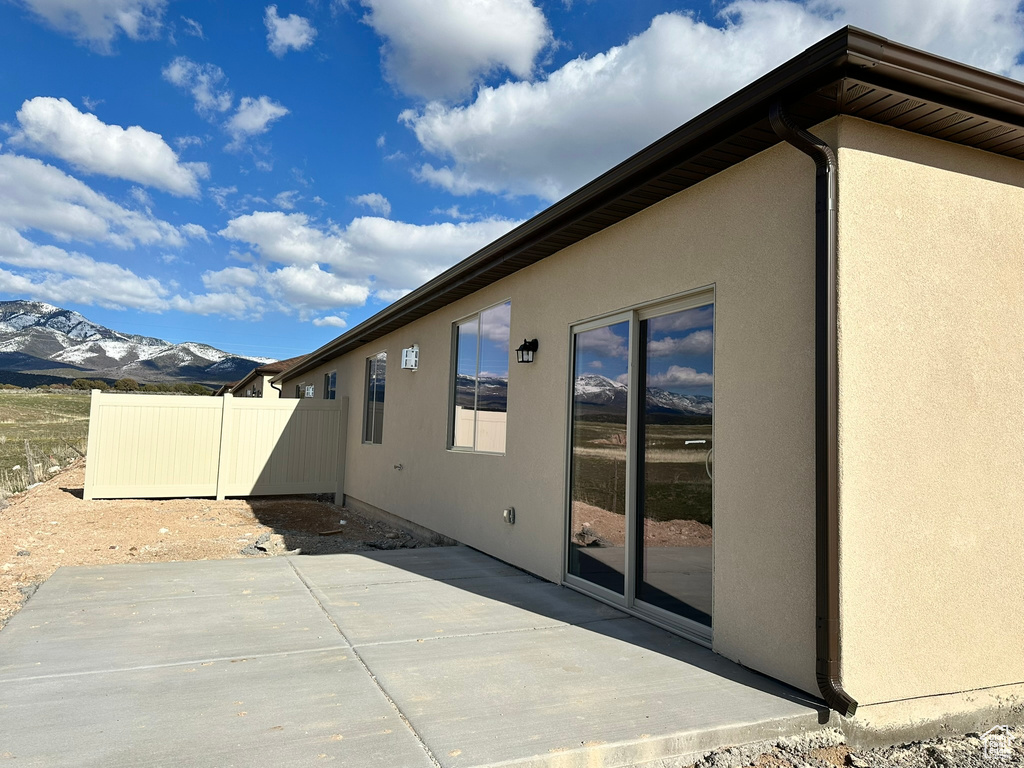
[[0, 458, 441, 630], [571, 500, 712, 547]]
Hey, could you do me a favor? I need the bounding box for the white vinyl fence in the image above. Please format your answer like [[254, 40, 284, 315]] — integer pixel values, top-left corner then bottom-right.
[[84, 391, 348, 501]]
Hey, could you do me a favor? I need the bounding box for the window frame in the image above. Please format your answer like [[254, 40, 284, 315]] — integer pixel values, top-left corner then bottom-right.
[[323, 370, 337, 400], [363, 351, 387, 445], [447, 298, 511, 455]]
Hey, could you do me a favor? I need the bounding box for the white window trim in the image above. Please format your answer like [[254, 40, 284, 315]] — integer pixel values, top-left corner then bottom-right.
[[363, 352, 386, 445], [447, 298, 511, 455]]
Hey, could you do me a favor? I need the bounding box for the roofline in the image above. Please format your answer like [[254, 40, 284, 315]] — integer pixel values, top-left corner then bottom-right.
[[277, 26, 1024, 383]]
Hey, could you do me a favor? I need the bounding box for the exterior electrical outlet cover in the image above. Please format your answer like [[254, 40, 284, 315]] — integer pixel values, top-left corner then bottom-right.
[[503, 507, 515, 525], [401, 346, 419, 370]]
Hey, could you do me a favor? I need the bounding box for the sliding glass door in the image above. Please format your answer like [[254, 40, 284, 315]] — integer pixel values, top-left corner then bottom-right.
[[567, 292, 714, 640]]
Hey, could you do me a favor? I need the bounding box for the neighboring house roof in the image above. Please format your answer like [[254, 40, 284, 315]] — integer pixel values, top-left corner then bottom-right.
[[278, 26, 1024, 384], [232, 354, 310, 393], [213, 382, 237, 397]]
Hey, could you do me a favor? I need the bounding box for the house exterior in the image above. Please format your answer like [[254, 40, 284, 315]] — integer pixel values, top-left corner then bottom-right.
[[228, 354, 309, 399], [275, 28, 1024, 739]]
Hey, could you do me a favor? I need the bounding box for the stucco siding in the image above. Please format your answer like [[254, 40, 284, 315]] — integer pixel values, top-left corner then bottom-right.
[[836, 117, 1024, 704], [283, 137, 823, 695]]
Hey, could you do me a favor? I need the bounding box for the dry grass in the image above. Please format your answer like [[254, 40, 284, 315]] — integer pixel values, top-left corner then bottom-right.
[[0, 391, 89, 497]]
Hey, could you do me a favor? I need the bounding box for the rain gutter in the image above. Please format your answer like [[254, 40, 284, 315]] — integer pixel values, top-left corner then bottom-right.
[[769, 102, 857, 718]]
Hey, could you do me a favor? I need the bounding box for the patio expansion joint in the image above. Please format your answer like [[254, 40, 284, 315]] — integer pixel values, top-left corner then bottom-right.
[[287, 557, 444, 768], [2, 645, 350, 683], [348, 614, 634, 649]]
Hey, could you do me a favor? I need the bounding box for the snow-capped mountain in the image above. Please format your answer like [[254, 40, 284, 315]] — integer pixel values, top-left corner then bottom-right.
[[0, 301, 275, 385], [574, 373, 712, 416]]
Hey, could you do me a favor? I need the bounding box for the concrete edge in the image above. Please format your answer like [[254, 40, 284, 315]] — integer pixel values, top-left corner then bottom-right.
[[841, 682, 1024, 750], [342, 494, 460, 547], [466, 715, 834, 768]]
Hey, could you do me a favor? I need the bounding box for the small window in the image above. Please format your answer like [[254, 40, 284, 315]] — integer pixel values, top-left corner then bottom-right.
[[364, 352, 386, 444], [451, 300, 510, 453], [323, 371, 337, 400], [294, 384, 302, 399]]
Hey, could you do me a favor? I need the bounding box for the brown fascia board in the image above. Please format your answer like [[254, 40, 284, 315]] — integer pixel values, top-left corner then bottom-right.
[[278, 26, 1024, 383]]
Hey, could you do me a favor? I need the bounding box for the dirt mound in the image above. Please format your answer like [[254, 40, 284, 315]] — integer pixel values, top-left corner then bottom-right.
[[571, 500, 712, 548]]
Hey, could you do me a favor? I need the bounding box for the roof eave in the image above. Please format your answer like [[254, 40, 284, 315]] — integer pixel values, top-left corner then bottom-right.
[[277, 26, 1024, 383]]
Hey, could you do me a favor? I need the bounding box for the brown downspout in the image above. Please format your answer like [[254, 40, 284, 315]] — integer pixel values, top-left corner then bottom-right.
[[769, 102, 857, 718]]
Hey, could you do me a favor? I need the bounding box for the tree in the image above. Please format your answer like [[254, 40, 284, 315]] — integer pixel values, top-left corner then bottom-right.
[[115, 378, 139, 391]]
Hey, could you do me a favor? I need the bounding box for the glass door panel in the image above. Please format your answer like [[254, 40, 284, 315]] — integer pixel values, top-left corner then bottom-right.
[[567, 320, 630, 596], [636, 304, 713, 626]]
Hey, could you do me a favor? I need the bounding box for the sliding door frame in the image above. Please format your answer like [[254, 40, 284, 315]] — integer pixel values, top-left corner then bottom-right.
[[562, 285, 715, 647]]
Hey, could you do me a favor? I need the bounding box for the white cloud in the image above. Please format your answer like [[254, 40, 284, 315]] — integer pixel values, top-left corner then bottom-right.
[[175, 135, 204, 151], [226, 96, 289, 148], [647, 329, 713, 357], [209, 185, 237, 209], [219, 211, 339, 268], [268, 264, 370, 308], [274, 190, 300, 209], [0, 221, 255, 319], [11, 97, 208, 197], [403, 1, 1024, 201], [647, 365, 714, 389], [162, 57, 233, 116], [218, 210, 520, 313], [129, 187, 152, 207], [180, 15, 203, 38], [202, 266, 263, 291], [169, 290, 254, 318], [0, 153, 184, 248], [341, 215, 519, 292], [0, 224, 170, 310], [313, 315, 347, 328], [181, 223, 209, 241], [358, 0, 552, 100], [18, 0, 166, 52], [264, 5, 317, 57], [351, 192, 391, 215], [577, 325, 627, 359]]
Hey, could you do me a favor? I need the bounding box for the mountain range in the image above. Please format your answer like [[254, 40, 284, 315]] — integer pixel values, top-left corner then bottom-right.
[[574, 373, 713, 417], [0, 301, 274, 386], [453, 371, 712, 418]]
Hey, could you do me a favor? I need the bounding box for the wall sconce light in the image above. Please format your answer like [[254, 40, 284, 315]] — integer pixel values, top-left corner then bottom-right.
[[401, 344, 419, 370], [516, 338, 538, 364]]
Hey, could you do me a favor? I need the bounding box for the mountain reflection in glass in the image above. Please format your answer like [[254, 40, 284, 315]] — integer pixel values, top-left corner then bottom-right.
[[637, 305, 713, 626], [453, 301, 510, 452], [568, 321, 629, 595]]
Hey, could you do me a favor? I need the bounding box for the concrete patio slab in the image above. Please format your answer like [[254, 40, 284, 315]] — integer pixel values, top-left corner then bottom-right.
[[0, 649, 434, 768], [29, 556, 305, 604], [0, 560, 346, 680], [308, 573, 628, 645], [355, 615, 825, 768], [0, 546, 829, 767], [292, 545, 526, 589]]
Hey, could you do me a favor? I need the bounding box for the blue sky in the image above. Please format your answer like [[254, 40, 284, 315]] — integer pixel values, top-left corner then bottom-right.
[[0, 1, 1021, 361]]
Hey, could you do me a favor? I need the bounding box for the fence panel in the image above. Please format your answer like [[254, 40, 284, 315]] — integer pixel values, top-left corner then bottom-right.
[[84, 391, 348, 501]]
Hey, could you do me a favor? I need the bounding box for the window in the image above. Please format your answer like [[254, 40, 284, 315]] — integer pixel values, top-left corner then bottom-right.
[[323, 371, 336, 400], [364, 352, 386, 444], [294, 384, 301, 399], [450, 300, 510, 453]]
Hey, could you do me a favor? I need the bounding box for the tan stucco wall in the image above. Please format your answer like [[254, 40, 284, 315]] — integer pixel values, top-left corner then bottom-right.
[[836, 118, 1024, 705], [284, 136, 824, 695]]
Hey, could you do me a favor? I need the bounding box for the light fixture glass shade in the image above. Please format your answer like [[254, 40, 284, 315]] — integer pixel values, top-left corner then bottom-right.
[[516, 338, 538, 363]]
